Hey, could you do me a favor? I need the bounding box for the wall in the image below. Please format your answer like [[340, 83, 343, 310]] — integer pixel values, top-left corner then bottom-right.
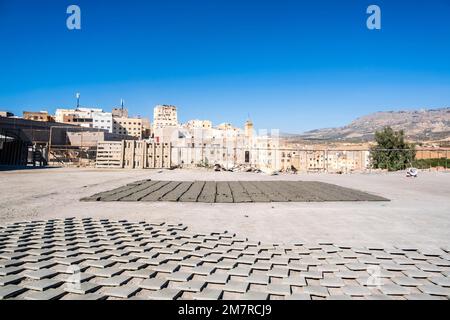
[[96, 140, 171, 169]]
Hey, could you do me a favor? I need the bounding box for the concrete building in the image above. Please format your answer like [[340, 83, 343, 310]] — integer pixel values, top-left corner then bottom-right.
[[165, 119, 282, 171], [153, 105, 178, 130], [113, 117, 143, 139], [142, 118, 152, 139], [23, 111, 54, 122], [216, 123, 240, 133], [55, 108, 103, 128], [92, 112, 113, 133], [112, 107, 128, 118], [0, 111, 14, 118], [184, 120, 212, 130], [244, 119, 254, 138], [280, 148, 371, 173], [54, 109, 73, 123]]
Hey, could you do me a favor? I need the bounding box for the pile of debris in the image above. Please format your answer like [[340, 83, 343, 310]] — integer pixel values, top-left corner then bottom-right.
[[280, 165, 298, 174], [228, 164, 262, 173]]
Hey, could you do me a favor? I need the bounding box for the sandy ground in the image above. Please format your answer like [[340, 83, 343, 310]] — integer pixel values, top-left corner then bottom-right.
[[0, 167, 449, 247]]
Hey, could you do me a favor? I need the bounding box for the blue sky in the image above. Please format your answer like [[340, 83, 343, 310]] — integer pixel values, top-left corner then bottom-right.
[[0, 0, 449, 133]]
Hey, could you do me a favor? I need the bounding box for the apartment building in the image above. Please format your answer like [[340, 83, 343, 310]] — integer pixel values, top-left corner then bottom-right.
[[92, 112, 113, 133], [184, 120, 212, 129], [0, 111, 14, 117], [113, 117, 143, 139], [216, 123, 240, 133], [23, 111, 54, 122], [141, 118, 152, 139], [280, 149, 371, 173], [153, 105, 178, 130], [112, 107, 128, 118], [55, 108, 103, 128], [166, 121, 283, 171]]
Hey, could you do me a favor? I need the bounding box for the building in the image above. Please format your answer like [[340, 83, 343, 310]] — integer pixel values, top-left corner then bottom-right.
[[244, 119, 254, 138], [55, 109, 73, 123], [216, 123, 241, 133], [153, 105, 178, 130], [141, 118, 152, 139], [112, 107, 128, 118], [184, 120, 212, 129], [113, 117, 143, 139], [92, 112, 113, 133], [0, 111, 14, 117], [23, 111, 54, 122], [55, 107, 103, 128], [112, 99, 129, 118]]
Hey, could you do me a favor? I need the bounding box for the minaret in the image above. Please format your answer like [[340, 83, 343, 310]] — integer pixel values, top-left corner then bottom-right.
[[244, 115, 254, 138]]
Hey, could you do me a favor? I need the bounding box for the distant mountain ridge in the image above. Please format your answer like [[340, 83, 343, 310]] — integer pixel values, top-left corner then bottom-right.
[[289, 107, 450, 142]]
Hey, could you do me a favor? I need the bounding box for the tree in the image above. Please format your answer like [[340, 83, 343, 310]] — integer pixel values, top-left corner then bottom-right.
[[370, 127, 416, 171]]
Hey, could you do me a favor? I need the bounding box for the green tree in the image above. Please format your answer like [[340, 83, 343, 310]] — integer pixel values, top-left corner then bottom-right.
[[370, 127, 416, 171]]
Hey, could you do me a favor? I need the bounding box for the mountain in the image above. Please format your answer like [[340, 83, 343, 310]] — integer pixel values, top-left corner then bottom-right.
[[288, 107, 450, 142]]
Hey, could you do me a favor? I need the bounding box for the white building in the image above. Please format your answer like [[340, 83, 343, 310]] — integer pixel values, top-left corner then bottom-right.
[[55, 109, 73, 123], [92, 112, 113, 133], [184, 119, 212, 130], [153, 105, 178, 130], [55, 107, 103, 128]]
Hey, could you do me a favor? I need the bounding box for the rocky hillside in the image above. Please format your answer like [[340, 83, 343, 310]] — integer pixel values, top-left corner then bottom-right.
[[294, 107, 450, 142]]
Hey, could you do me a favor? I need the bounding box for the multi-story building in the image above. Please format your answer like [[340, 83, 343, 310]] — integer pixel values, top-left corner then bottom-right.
[[165, 117, 283, 171], [55, 107, 103, 128], [113, 117, 143, 139], [141, 118, 152, 139], [184, 120, 212, 129], [92, 112, 113, 133], [54, 109, 72, 123], [0, 111, 14, 117], [23, 111, 54, 122], [216, 123, 240, 132], [112, 107, 128, 118], [153, 105, 178, 130]]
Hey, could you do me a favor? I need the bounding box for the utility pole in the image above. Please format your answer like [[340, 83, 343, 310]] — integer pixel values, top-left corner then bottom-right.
[[76, 92, 80, 109]]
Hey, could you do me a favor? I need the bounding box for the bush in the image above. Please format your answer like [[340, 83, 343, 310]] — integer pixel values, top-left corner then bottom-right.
[[412, 158, 450, 169]]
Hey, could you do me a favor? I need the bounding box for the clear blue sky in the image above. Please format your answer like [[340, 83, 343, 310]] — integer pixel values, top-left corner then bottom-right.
[[1, 0, 449, 133]]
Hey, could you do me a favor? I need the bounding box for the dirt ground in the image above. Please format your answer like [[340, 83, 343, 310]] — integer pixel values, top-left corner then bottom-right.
[[1, 167, 449, 248]]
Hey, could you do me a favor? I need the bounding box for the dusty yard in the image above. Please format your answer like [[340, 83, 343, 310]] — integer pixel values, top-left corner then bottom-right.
[[0, 167, 449, 247]]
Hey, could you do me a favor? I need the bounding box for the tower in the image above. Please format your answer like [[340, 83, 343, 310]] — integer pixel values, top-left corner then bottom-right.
[[244, 117, 254, 138]]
